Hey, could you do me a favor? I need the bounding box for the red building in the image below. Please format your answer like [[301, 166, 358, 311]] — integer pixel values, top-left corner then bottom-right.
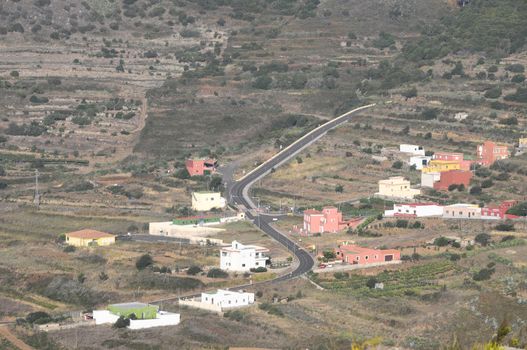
[[433, 170, 473, 191], [481, 200, 519, 220], [476, 141, 509, 166], [303, 207, 346, 234], [185, 159, 218, 176], [336, 245, 400, 265]]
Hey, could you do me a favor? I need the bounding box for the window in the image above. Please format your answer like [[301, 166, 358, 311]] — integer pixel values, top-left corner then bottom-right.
[[242, 264, 245, 267], [356, 256, 360, 261], [255, 262, 259, 266], [365, 256, 369, 260]]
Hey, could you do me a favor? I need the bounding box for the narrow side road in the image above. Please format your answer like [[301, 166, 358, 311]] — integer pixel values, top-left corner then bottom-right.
[[0, 325, 34, 350], [228, 104, 376, 279]]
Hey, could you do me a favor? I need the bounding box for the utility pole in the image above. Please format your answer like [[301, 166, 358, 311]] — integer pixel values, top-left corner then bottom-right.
[[34, 169, 40, 208]]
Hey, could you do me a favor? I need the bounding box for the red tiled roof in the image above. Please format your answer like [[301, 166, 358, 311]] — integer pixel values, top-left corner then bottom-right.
[[65, 229, 115, 239]]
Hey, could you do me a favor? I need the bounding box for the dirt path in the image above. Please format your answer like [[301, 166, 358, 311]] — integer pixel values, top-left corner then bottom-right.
[[0, 326, 34, 350]]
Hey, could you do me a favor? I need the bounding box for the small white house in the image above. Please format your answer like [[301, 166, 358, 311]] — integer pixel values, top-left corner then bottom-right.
[[191, 191, 226, 211], [179, 289, 255, 313], [220, 240, 269, 272], [384, 203, 444, 218], [454, 112, 468, 121], [421, 172, 441, 188], [409, 156, 432, 170], [399, 144, 425, 156]]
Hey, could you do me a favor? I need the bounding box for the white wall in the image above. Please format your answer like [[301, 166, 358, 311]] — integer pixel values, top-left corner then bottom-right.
[[409, 156, 431, 170], [400, 144, 425, 156], [93, 310, 119, 325], [421, 172, 441, 188], [128, 312, 180, 330], [385, 204, 443, 217]]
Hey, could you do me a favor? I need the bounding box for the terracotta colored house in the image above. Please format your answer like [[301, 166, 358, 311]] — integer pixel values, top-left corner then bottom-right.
[[336, 245, 400, 265], [185, 159, 218, 176], [65, 229, 116, 247], [476, 141, 509, 166], [433, 170, 472, 191], [303, 207, 347, 234], [481, 200, 519, 220]]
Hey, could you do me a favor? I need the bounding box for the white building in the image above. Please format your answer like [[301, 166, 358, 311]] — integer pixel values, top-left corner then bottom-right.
[[179, 289, 255, 313], [399, 144, 425, 156], [384, 203, 444, 218], [454, 112, 468, 121], [375, 176, 421, 200], [442, 203, 481, 219], [421, 172, 441, 188], [191, 192, 226, 211], [409, 156, 432, 170], [220, 240, 269, 272]]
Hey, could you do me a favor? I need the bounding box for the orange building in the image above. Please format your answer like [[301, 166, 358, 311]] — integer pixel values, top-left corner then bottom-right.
[[336, 245, 400, 265], [476, 141, 509, 166], [185, 159, 218, 176]]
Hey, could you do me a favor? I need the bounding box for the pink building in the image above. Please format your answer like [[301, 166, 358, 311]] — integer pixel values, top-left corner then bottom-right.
[[303, 207, 345, 234], [433, 152, 472, 170], [185, 159, 218, 176], [433, 170, 472, 191], [481, 200, 519, 220], [476, 141, 509, 166], [433, 152, 464, 162], [336, 245, 400, 265]]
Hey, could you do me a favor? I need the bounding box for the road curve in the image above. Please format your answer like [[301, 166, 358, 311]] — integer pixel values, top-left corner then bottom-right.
[[229, 104, 376, 279]]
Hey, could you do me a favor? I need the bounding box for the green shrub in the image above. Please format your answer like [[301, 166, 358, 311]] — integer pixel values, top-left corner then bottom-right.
[[26, 312, 52, 324], [187, 266, 202, 275], [252, 75, 272, 89], [495, 221, 515, 232], [511, 74, 525, 83], [506, 201, 527, 216], [113, 316, 130, 328], [484, 87, 502, 99], [475, 233, 491, 246], [505, 64, 525, 73], [63, 245, 76, 253], [434, 237, 449, 247], [504, 87, 527, 103], [136, 254, 153, 270], [373, 32, 395, 50], [473, 267, 494, 281], [207, 268, 228, 278], [250, 266, 267, 273]]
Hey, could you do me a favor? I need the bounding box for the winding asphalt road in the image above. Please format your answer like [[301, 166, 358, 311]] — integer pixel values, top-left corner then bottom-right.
[[228, 104, 376, 280]]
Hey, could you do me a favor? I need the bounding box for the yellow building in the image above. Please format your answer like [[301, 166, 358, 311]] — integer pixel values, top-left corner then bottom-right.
[[65, 229, 116, 247], [375, 176, 421, 200], [519, 138, 527, 148], [191, 191, 226, 212], [421, 160, 461, 173]]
